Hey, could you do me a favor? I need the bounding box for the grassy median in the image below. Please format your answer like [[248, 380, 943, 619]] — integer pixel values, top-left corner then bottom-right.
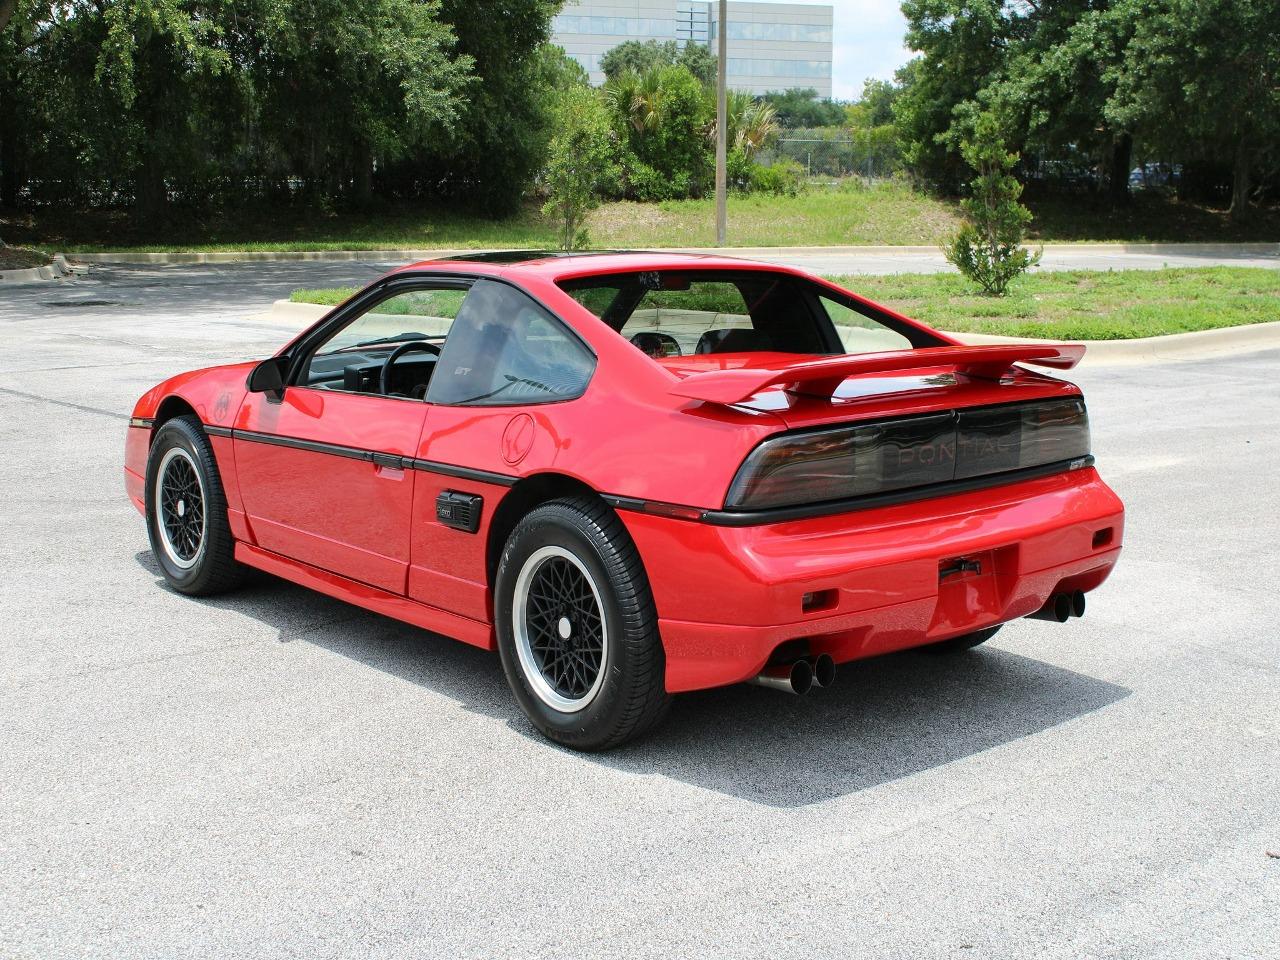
[[291, 267, 1280, 341], [833, 268, 1280, 340], [10, 182, 1280, 253]]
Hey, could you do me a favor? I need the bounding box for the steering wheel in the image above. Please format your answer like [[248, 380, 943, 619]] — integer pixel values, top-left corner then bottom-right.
[[380, 340, 440, 396]]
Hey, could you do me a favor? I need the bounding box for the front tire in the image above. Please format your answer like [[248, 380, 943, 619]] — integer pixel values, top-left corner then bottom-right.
[[495, 497, 669, 751], [144, 416, 246, 596]]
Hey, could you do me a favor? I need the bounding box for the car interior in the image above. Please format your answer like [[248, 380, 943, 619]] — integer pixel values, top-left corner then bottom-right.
[[298, 279, 595, 405], [559, 270, 926, 359]]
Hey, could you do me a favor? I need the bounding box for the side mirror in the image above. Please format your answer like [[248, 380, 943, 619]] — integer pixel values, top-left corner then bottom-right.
[[247, 356, 288, 398]]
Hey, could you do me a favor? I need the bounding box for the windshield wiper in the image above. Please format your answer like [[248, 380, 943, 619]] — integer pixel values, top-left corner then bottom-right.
[[346, 332, 433, 349]]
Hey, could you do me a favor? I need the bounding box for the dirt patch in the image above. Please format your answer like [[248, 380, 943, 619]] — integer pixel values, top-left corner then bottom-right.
[[0, 245, 52, 270]]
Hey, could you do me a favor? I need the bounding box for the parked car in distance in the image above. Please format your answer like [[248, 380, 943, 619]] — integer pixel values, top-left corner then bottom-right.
[[125, 251, 1125, 750]]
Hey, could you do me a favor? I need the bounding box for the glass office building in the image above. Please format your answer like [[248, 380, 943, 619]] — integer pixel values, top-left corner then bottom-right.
[[552, 1, 835, 97]]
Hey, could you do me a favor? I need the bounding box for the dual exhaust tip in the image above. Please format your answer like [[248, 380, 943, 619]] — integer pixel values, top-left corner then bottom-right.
[[752, 590, 1087, 693], [751, 653, 835, 696], [1029, 589, 1087, 624]]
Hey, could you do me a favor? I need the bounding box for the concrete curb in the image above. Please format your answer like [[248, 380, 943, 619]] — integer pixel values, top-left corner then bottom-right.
[[949, 320, 1280, 365], [262, 299, 1280, 366], [59, 241, 1280, 266], [0, 253, 81, 283]]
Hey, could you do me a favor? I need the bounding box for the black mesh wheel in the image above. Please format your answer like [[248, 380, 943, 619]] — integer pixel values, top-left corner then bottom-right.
[[495, 496, 670, 751], [144, 416, 246, 596]]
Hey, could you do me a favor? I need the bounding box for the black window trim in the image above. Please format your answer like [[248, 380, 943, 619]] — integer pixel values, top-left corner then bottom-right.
[[283, 274, 477, 390]]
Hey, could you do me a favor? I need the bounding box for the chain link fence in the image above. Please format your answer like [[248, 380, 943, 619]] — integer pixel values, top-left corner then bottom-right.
[[760, 128, 901, 180]]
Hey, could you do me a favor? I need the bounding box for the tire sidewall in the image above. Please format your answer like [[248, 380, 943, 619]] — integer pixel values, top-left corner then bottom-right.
[[144, 418, 224, 594], [495, 504, 643, 748]]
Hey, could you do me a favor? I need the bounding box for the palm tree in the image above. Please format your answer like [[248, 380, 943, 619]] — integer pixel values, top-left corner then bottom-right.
[[710, 92, 780, 157]]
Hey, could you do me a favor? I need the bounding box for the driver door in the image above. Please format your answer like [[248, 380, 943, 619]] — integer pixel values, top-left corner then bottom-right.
[[234, 281, 469, 594]]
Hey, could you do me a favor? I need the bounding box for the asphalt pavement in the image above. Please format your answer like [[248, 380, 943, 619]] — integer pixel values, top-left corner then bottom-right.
[[1, 263, 1278, 959]]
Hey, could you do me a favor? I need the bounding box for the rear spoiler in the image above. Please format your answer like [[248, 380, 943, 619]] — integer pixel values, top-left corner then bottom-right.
[[669, 344, 1086, 405]]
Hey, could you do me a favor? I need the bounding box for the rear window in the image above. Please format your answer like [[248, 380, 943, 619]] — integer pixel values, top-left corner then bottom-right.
[[559, 270, 931, 359]]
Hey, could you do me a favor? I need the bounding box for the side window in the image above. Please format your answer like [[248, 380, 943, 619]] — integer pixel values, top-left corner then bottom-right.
[[301, 286, 468, 395], [820, 295, 914, 355], [426, 279, 595, 406]]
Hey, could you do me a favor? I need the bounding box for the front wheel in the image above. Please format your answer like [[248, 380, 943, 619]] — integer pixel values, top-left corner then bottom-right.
[[144, 416, 246, 596], [495, 497, 669, 751]]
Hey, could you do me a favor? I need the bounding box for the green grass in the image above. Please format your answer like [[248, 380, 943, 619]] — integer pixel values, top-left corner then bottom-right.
[[830, 268, 1280, 340], [290, 287, 361, 306], [9, 181, 1276, 254], [292, 267, 1280, 340]]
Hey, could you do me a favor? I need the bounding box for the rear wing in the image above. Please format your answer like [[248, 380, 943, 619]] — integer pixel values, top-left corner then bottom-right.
[[669, 344, 1086, 405]]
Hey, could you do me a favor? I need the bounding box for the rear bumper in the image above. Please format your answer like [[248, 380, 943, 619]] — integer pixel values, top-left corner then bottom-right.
[[621, 466, 1124, 693]]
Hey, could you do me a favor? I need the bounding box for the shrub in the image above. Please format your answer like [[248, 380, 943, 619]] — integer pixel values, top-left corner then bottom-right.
[[942, 114, 1042, 295], [541, 87, 620, 251], [749, 159, 804, 196]]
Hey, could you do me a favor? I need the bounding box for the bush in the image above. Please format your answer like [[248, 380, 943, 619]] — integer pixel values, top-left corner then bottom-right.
[[942, 114, 1042, 295], [749, 159, 804, 196], [726, 147, 754, 190], [626, 161, 694, 202], [541, 87, 619, 251]]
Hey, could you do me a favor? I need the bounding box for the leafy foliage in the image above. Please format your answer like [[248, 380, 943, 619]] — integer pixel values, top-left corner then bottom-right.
[[541, 85, 619, 251], [895, 0, 1279, 217], [759, 87, 845, 128], [604, 64, 713, 201], [942, 115, 1041, 295], [1104, 0, 1280, 220], [0, 0, 560, 216], [599, 38, 715, 85]]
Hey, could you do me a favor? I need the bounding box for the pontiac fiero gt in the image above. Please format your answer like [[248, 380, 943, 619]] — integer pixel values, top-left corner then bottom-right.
[[125, 252, 1124, 749]]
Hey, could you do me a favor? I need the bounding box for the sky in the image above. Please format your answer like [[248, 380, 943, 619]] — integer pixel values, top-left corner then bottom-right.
[[813, 0, 914, 100]]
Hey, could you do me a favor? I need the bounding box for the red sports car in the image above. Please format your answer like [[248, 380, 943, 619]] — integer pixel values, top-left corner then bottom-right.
[[125, 252, 1124, 749]]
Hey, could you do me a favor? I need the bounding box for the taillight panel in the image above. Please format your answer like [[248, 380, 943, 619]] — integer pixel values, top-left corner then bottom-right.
[[726, 398, 1090, 511]]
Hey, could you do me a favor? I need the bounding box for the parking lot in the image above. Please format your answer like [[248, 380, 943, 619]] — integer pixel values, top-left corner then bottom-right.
[[2, 262, 1278, 959]]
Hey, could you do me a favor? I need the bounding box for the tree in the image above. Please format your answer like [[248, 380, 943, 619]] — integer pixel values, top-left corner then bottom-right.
[[1105, 0, 1280, 221], [721, 91, 779, 157], [541, 86, 618, 250], [675, 40, 716, 86], [604, 64, 713, 200], [412, 0, 559, 215], [760, 87, 844, 128], [942, 114, 1041, 295], [857, 78, 899, 127], [600, 38, 716, 86], [253, 0, 472, 208], [895, 0, 1011, 191]]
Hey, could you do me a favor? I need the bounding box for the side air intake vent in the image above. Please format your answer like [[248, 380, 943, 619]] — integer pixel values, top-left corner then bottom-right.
[[436, 491, 483, 533]]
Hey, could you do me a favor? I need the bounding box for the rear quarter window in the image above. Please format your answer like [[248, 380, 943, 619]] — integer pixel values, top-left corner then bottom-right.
[[426, 279, 596, 406]]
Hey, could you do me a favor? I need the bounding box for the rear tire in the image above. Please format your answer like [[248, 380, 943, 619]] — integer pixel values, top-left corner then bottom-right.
[[144, 416, 246, 596], [495, 496, 669, 751], [924, 625, 1001, 654]]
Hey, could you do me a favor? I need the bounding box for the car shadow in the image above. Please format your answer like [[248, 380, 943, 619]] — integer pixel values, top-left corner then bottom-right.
[[136, 552, 1131, 808]]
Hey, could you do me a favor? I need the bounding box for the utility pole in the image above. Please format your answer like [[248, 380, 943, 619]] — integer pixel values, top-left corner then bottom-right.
[[715, 0, 727, 246]]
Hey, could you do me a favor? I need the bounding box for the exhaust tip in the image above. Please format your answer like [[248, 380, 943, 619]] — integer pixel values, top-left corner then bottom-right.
[[790, 658, 814, 695], [1029, 593, 1072, 623], [750, 658, 814, 695], [812, 653, 836, 689], [1071, 590, 1086, 618]]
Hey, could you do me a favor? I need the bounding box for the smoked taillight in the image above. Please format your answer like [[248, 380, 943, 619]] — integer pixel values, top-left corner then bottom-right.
[[725, 398, 1090, 511]]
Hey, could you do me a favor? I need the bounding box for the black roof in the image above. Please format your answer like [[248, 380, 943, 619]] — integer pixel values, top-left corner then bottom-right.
[[435, 250, 636, 264]]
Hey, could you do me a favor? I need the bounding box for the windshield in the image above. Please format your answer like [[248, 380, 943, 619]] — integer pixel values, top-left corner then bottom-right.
[[558, 270, 929, 359]]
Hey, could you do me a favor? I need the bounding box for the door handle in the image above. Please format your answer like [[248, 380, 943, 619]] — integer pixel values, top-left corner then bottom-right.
[[371, 452, 405, 470]]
